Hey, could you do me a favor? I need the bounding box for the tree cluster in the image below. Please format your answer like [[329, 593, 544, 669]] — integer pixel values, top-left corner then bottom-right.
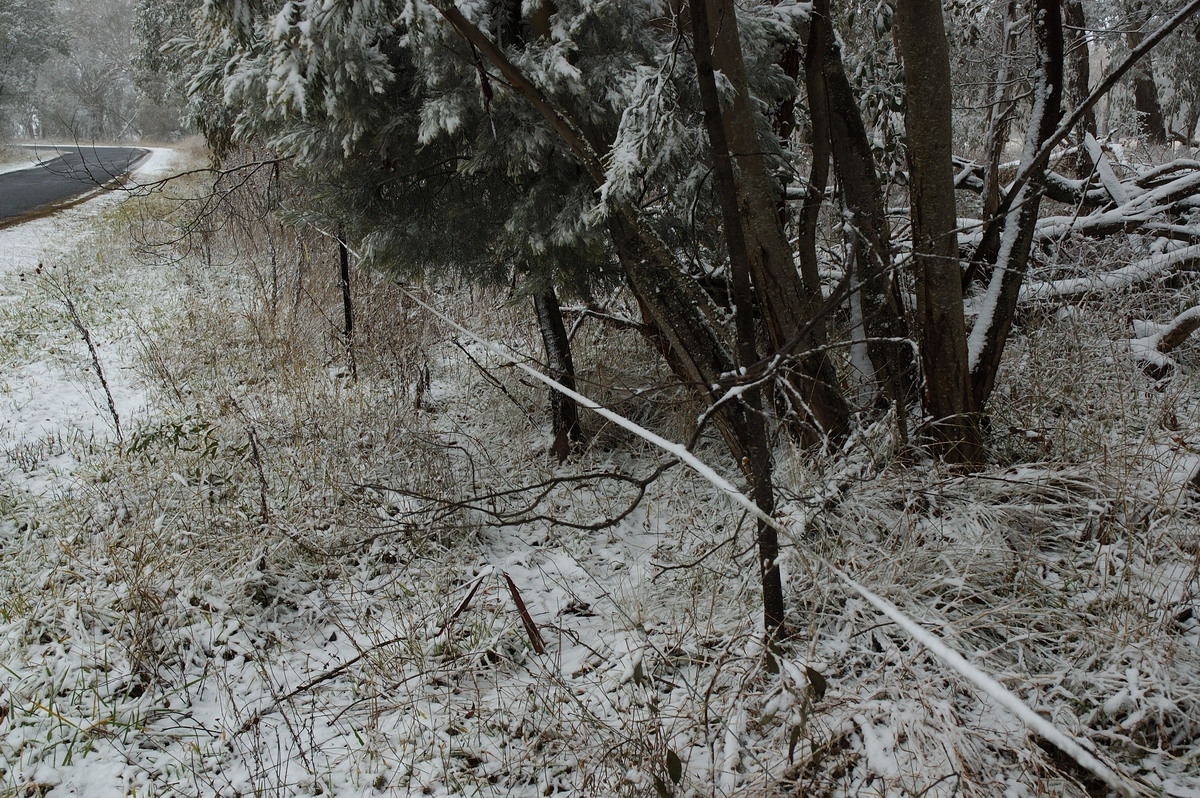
[[174, 0, 1200, 636], [0, 0, 59, 136]]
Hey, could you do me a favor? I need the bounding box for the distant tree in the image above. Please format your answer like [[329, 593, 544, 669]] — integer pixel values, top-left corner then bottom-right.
[[1157, 17, 1200, 143], [132, 0, 194, 138], [1125, 0, 1170, 144], [36, 0, 140, 140], [0, 0, 59, 136]]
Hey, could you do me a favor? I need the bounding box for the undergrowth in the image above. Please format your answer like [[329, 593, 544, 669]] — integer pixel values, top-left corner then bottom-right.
[[0, 156, 1197, 797]]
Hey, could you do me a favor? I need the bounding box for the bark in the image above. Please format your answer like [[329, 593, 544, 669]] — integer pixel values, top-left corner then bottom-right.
[[338, 227, 356, 379], [968, 0, 1064, 409], [690, 0, 785, 636], [702, 0, 850, 443], [893, 0, 982, 464], [1154, 306, 1200, 353], [1126, 2, 1168, 145], [1064, 0, 1096, 174], [533, 287, 583, 462], [812, 0, 914, 407]]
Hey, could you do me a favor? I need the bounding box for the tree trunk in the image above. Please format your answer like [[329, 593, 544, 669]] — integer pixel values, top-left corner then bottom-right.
[[893, 0, 982, 464], [798, 1, 832, 303], [532, 286, 583, 463], [1064, 0, 1096, 174], [1126, 2, 1168, 145], [337, 226, 356, 380], [690, 0, 785, 636], [811, 0, 914, 407], [968, 0, 1064, 409], [978, 0, 1020, 222], [702, 0, 850, 444]]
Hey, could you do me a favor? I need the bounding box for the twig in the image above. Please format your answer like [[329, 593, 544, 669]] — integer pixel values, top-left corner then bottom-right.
[[231, 635, 407, 739], [502, 572, 546, 654], [40, 265, 123, 444]]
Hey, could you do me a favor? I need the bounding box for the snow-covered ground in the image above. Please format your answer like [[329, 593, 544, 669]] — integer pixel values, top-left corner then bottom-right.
[[0, 149, 177, 492], [0, 153, 40, 175], [0, 150, 1197, 797]]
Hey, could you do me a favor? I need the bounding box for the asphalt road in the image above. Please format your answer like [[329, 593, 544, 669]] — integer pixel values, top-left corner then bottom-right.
[[0, 145, 150, 223]]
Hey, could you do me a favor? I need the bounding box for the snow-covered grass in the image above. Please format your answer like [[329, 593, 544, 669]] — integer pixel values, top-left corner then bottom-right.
[[0, 147, 40, 175], [0, 156, 1198, 797]]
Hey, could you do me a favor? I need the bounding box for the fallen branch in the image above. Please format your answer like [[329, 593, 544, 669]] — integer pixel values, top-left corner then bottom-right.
[[1154, 306, 1200, 353], [1019, 243, 1200, 301], [1129, 306, 1200, 376], [1083, 132, 1129, 205], [502, 572, 546, 654]]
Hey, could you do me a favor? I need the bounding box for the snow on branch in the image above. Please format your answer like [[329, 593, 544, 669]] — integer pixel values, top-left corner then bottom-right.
[[1031, 166, 1200, 243], [1083, 132, 1129, 205], [1130, 306, 1200, 374], [1152, 306, 1200, 353], [1020, 244, 1200, 301]]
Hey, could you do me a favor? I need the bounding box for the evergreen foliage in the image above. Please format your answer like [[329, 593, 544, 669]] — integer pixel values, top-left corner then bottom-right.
[[182, 0, 800, 297]]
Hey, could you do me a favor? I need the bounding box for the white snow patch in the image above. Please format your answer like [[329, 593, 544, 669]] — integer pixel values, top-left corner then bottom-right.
[[0, 148, 179, 489]]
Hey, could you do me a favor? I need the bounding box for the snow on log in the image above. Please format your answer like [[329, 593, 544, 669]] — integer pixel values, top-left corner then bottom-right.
[[1020, 243, 1200, 301], [1156, 306, 1200, 352], [1136, 158, 1200, 187], [1129, 306, 1200, 375], [1083, 132, 1131, 205]]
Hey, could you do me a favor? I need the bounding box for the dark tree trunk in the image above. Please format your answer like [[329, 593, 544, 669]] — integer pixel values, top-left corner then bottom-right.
[[811, 0, 915, 408], [969, 0, 1065, 409], [532, 286, 583, 462], [702, 0, 850, 444], [337, 226, 356, 380], [893, 0, 982, 464], [1126, 2, 1169, 145], [1064, 0, 1097, 167], [690, 0, 785, 637]]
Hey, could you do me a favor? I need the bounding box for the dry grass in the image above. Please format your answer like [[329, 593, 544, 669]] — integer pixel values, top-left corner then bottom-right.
[[0, 155, 1198, 797]]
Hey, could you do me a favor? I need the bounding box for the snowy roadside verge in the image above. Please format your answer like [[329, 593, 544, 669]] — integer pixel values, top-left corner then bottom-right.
[[0, 150, 1196, 797], [0, 148, 179, 491]]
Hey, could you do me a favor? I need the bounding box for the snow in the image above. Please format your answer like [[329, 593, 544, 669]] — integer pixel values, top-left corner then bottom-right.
[[1, 148, 1199, 796], [0, 152, 41, 175], [967, 189, 1026, 371], [0, 149, 178, 493], [1020, 243, 1200, 300], [1084, 132, 1131, 205]]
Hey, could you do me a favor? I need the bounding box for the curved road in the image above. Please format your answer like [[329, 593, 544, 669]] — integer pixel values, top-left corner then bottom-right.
[[0, 145, 150, 224]]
